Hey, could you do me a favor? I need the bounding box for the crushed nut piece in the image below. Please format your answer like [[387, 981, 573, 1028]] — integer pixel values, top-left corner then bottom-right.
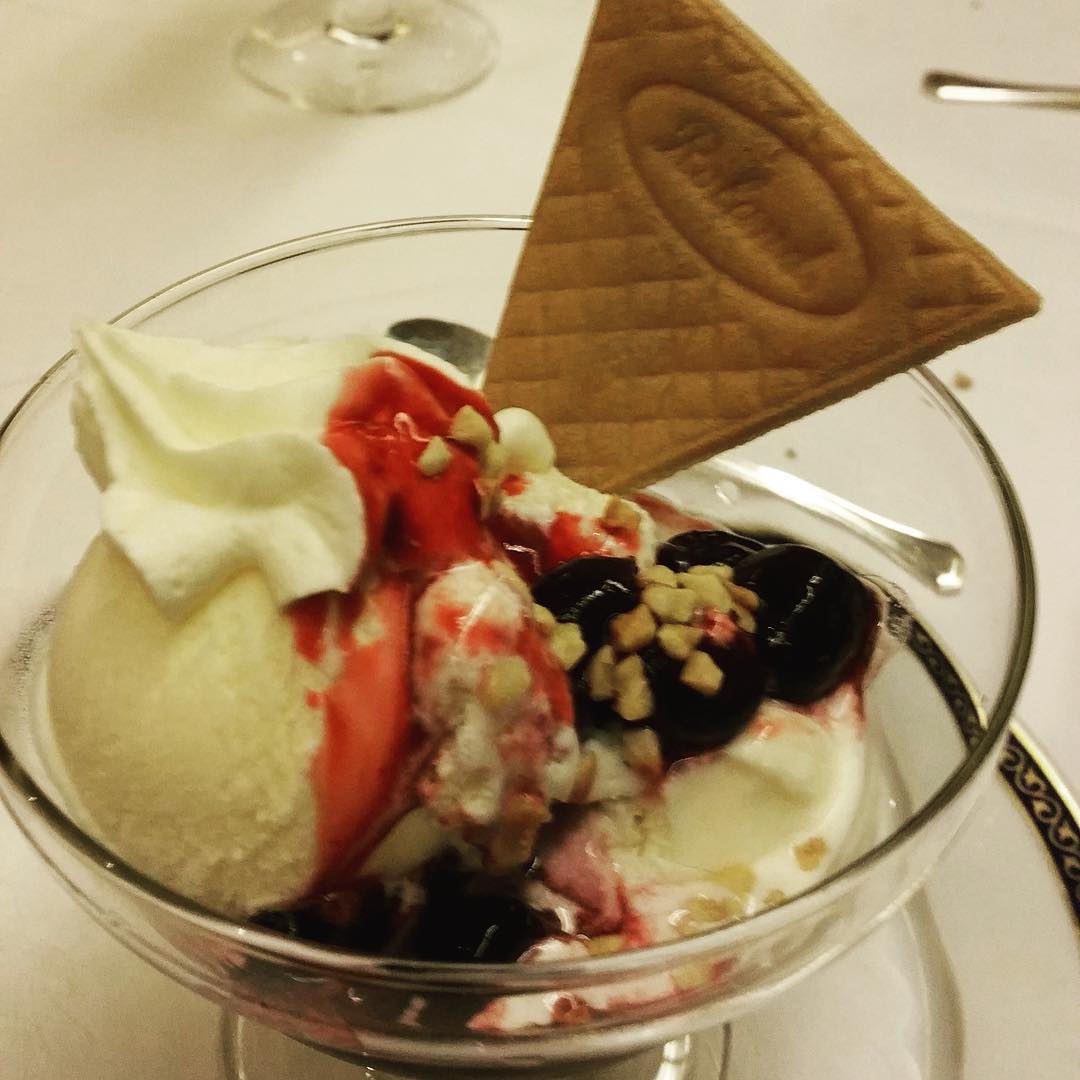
[[449, 404, 493, 450], [586, 934, 625, 956], [952, 370, 973, 391], [640, 563, 678, 588], [689, 894, 740, 924], [532, 603, 557, 635], [677, 571, 732, 610], [481, 439, 510, 479], [479, 656, 531, 711], [609, 604, 656, 652], [710, 862, 756, 897], [586, 645, 617, 701], [794, 836, 828, 871], [642, 584, 696, 624], [416, 436, 452, 477], [681, 650, 724, 696], [686, 563, 734, 581], [657, 623, 704, 661], [726, 583, 760, 612], [569, 750, 597, 803], [671, 898, 740, 938], [671, 963, 713, 992], [477, 479, 502, 520], [621, 727, 663, 779], [549, 622, 587, 670], [488, 792, 551, 871], [601, 496, 641, 532], [613, 654, 653, 722]]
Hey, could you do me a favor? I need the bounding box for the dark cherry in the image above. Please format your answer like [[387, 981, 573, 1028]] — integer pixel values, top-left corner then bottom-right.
[[656, 530, 764, 573], [252, 880, 398, 953], [641, 632, 766, 760], [402, 857, 552, 963], [733, 544, 873, 704], [531, 555, 640, 652]]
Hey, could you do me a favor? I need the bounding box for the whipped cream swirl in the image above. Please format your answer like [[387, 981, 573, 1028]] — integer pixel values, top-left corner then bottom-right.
[[72, 323, 463, 617]]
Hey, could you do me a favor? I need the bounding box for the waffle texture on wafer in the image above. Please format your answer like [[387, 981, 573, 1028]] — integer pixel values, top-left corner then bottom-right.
[[484, 0, 1040, 492]]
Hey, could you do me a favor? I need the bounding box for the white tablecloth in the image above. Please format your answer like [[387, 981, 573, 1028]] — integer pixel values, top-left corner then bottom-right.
[[0, 0, 1076, 1074]]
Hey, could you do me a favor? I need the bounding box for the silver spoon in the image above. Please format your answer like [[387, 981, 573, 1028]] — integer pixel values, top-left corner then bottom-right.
[[923, 70, 1080, 110], [386, 317, 490, 385], [387, 318, 965, 593]]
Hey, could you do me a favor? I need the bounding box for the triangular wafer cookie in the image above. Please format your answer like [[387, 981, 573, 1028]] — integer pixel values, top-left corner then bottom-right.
[[484, 0, 1040, 492]]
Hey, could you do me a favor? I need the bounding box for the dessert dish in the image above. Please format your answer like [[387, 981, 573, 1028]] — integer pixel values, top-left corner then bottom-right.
[[47, 322, 884, 974]]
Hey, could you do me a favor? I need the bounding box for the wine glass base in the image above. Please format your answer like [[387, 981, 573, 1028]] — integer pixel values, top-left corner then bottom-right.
[[234, 0, 498, 114], [220, 1011, 731, 1080]]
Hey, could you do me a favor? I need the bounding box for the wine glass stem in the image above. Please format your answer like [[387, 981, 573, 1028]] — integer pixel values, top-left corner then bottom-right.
[[330, 0, 398, 39]]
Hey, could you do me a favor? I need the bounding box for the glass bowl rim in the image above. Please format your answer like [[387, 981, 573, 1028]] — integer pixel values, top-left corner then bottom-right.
[[0, 214, 1036, 990]]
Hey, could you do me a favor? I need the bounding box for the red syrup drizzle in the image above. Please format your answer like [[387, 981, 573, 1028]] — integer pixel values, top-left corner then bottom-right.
[[287, 353, 500, 886], [490, 505, 641, 586]]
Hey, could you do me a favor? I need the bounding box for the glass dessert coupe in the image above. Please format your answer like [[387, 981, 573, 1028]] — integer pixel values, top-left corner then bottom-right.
[[0, 217, 1034, 1079], [234, 0, 498, 114]]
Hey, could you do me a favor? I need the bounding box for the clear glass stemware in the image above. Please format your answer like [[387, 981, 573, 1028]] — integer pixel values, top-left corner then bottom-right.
[[235, 0, 498, 113], [0, 218, 1035, 1079]]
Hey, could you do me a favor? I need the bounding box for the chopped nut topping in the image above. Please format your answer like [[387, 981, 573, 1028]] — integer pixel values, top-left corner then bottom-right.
[[416, 436, 452, 477], [609, 604, 656, 652], [727, 583, 760, 612], [586, 934, 625, 956], [601, 496, 641, 532], [640, 563, 678, 588], [680, 650, 724, 696], [657, 623, 704, 661], [677, 571, 732, 610], [689, 894, 741, 924], [794, 836, 828, 871], [477, 479, 502, 520], [613, 654, 653, 722], [481, 439, 509, 479], [671, 963, 713, 992], [479, 656, 531, 711], [569, 750, 597, 803], [621, 727, 663, 779], [686, 563, 734, 581], [710, 862, 756, 897], [549, 622, 587, 670], [488, 792, 551, 871], [586, 645, 617, 701], [532, 603, 557, 635], [449, 404, 493, 450], [642, 584, 696, 624], [671, 895, 740, 937]]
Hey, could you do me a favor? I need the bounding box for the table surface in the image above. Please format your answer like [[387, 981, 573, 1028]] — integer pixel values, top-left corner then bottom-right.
[[0, 0, 1076, 1075]]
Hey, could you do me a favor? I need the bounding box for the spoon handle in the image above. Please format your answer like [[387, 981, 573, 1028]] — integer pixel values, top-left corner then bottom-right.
[[923, 70, 1080, 109], [706, 459, 965, 595]]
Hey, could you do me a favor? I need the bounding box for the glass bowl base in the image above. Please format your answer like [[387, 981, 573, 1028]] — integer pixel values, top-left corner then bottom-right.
[[234, 0, 498, 114], [220, 1013, 730, 1080]]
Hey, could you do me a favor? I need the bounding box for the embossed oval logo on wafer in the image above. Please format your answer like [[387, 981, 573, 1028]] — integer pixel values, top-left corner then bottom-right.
[[623, 84, 868, 314]]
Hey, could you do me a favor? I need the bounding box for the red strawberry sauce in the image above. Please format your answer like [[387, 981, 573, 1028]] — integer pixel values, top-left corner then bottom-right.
[[287, 353, 500, 884]]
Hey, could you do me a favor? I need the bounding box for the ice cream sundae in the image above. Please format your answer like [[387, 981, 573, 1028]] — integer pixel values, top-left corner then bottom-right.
[[46, 323, 884, 978]]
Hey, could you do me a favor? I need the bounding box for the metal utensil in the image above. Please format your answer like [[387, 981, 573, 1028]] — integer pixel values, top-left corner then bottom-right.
[[705, 458, 964, 594], [923, 70, 1080, 110], [386, 317, 490, 384], [387, 317, 965, 593]]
